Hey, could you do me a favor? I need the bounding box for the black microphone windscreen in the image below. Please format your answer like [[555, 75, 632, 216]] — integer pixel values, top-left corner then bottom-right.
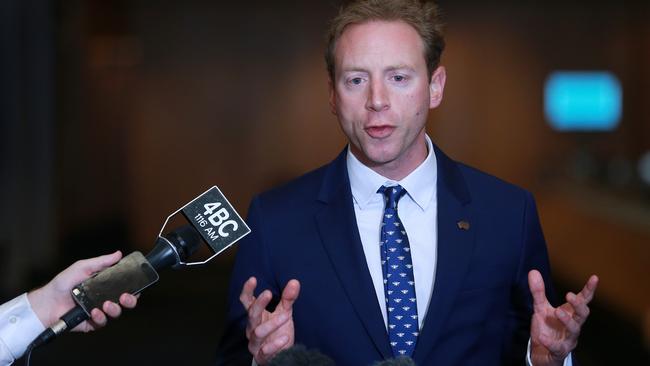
[[267, 345, 335, 366], [373, 356, 417, 366]]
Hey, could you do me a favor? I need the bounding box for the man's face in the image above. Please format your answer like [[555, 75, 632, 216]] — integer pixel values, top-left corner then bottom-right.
[[329, 20, 445, 179]]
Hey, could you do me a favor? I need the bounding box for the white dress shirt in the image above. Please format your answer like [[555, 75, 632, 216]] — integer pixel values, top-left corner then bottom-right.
[[347, 135, 438, 330], [347, 134, 571, 366], [0, 293, 45, 366]]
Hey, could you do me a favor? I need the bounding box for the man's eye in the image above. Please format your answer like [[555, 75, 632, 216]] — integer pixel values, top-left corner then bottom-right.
[[393, 75, 406, 82], [349, 77, 363, 85]]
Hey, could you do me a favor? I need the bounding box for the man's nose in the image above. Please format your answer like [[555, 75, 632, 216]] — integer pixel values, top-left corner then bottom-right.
[[366, 79, 390, 112]]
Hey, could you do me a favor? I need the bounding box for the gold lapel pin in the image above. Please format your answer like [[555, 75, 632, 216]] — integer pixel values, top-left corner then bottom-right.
[[457, 220, 470, 230]]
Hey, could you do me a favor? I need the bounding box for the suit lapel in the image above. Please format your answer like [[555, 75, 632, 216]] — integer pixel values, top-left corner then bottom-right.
[[314, 150, 393, 360], [413, 145, 477, 364]]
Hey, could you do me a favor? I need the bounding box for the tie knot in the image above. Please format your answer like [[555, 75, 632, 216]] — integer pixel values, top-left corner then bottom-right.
[[378, 185, 407, 210]]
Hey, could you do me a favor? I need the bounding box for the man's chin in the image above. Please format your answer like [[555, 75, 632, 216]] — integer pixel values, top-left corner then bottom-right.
[[362, 151, 399, 168]]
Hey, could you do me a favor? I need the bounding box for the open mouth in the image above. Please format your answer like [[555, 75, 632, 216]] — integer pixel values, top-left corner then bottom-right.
[[365, 125, 395, 139]]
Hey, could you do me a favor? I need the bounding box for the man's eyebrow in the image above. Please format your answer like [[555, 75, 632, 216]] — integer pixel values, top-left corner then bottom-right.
[[338, 65, 416, 75], [386, 64, 415, 72], [339, 67, 369, 74]]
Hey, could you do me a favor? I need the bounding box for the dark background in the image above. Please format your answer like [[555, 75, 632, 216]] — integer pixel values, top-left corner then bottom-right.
[[1, 0, 649, 364]]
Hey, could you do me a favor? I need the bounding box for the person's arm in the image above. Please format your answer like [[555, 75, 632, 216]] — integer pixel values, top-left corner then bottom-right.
[[0, 294, 45, 366], [0, 251, 138, 365]]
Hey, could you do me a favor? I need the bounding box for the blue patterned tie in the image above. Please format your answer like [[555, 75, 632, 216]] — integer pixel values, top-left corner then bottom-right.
[[378, 184, 418, 357]]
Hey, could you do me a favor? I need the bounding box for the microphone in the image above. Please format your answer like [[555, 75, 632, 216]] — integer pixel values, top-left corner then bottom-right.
[[26, 186, 250, 355], [267, 345, 336, 366], [27, 225, 202, 350], [372, 357, 417, 366], [265, 346, 416, 366]]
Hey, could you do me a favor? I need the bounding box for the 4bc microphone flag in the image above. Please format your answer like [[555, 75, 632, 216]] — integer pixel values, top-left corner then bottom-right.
[[181, 186, 251, 255]]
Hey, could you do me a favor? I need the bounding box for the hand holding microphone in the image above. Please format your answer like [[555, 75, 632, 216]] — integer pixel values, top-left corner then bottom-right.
[[27, 251, 138, 333]]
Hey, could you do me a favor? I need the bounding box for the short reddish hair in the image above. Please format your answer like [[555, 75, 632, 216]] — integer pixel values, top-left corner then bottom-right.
[[325, 0, 445, 80]]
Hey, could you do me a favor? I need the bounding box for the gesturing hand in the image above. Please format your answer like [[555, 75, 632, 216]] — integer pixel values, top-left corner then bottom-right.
[[240, 277, 300, 365], [528, 269, 598, 366]]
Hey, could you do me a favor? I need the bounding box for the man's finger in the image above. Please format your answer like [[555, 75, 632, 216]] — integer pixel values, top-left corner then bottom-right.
[[103, 301, 122, 318], [79, 251, 123, 274], [528, 270, 550, 312], [555, 307, 581, 335], [578, 275, 599, 303], [119, 293, 138, 309], [60, 251, 123, 286], [566, 292, 590, 324], [247, 295, 279, 357], [248, 290, 273, 329], [279, 279, 301, 311], [253, 312, 291, 340], [239, 277, 258, 309], [90, 308, 107, 328]]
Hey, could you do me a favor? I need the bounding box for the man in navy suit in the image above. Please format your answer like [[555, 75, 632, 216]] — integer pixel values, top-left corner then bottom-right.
[[217, 1, 598, 365]]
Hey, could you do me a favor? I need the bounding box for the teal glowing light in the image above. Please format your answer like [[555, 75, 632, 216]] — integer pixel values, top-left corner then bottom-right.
[[544, 71, 622, 131]]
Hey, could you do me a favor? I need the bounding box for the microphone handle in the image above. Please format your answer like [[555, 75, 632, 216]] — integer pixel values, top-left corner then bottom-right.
[[28, 306, 87, 350], [60, 305, 89, 330]]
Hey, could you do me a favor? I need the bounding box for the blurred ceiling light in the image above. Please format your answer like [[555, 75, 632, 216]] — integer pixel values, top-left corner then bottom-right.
[[544, 71, 622, 132]]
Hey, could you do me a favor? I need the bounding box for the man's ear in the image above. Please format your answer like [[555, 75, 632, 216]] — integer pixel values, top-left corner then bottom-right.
[[429, 66, 446, 109], [328, 78, 337, 115]]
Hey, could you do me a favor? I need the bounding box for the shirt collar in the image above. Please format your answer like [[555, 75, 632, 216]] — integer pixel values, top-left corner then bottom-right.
[[347, 134, 437, 211]]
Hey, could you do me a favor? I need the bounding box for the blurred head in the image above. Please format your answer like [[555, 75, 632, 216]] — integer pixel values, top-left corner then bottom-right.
[[325, 0, 445, 81]]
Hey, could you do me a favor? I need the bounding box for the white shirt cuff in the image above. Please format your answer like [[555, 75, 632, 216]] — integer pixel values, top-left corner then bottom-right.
[[526, 338, 573, 366], [0, 293, 46, 364]]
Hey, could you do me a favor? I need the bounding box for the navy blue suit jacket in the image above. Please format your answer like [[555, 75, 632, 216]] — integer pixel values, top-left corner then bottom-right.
[[216, 145, 558, 366]]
